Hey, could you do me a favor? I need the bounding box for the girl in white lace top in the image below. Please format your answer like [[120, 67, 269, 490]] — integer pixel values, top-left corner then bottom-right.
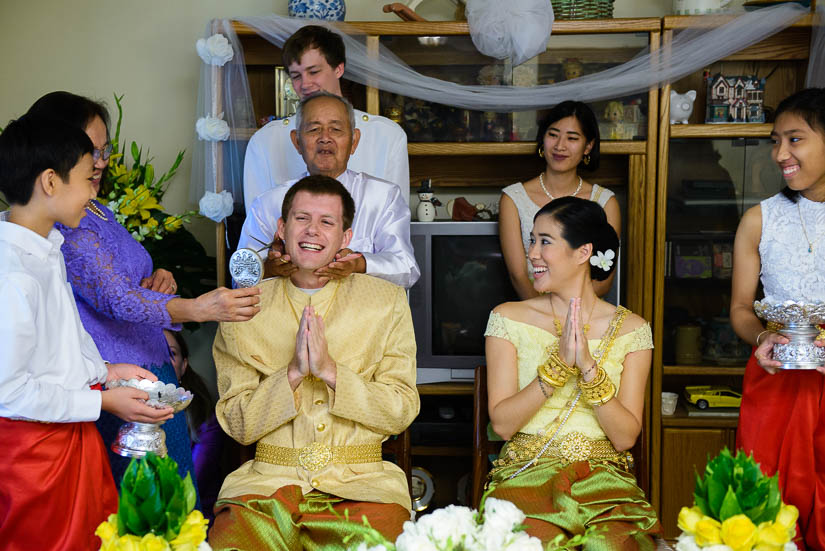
[[499, 101, 621, 300], [731, 88, 825, 551]]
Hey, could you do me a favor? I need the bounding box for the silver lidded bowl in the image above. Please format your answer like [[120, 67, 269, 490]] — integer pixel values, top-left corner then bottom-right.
[[753, 299, 825, 370], [108, 378, 193, 458], [229, 248, 264, 288]]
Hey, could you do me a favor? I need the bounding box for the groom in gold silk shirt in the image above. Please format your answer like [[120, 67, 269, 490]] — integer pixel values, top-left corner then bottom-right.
[[210, 175, 419, 550]]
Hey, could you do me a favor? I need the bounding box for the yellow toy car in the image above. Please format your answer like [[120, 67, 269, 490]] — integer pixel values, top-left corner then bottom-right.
[[684, 385, 742, 409]]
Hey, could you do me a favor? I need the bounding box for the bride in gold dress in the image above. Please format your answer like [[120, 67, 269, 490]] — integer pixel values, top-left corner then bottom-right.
[[484, 196, 661, 549]]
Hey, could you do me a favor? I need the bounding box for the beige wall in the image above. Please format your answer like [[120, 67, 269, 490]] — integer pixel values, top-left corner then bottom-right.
[[1, 0, 672, 254]]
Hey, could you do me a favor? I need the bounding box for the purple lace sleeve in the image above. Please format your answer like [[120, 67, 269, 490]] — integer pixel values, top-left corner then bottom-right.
[[61, 225, 178, 330]]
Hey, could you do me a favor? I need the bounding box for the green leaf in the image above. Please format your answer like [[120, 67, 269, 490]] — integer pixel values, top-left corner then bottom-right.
[[694, 494, 710, 517], [131, 141, 140, 163], [706, 477, 728, 518], [137, 481, 165, 531], [182, 472, 196, 513], [718, 486, 744, 521], [133, 458, 157, 500], [145, 163, 155, 186]]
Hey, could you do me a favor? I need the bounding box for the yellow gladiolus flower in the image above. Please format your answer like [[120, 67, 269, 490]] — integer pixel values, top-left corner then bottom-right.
[[170, 510, 209, 551], [678, 506, 704, 534], [754, 521, 791, 551], [109, 163, 130, 185], [163, 216, 183, 232], [721, 514, 757, 551], [119, 185, 160, 220], [140, 533, 172, 551], [694, 516, 723, 547]]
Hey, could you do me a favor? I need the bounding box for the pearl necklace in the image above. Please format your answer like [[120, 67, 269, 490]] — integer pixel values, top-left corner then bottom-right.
[[539, 173, 583, 201], [85, 201, 108, 221]]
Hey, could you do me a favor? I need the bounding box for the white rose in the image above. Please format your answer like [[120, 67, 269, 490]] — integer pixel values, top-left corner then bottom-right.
[[674, 533, 702, 551], [499, 531, 542, 551], [197, 542, 213, 551], [394, 530, 439, 551], [196, 114, 230, 142], [482, 498, 525, 533], [416, 505, 477, 546], [196, 33, 234, 66], [199, 190, 234, 222]]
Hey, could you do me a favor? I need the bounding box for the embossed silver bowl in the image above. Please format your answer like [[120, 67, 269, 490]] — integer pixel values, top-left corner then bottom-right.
[[108, 379, 193, 458], [753, 299, 825, 370], [229, 248, 264, 288]]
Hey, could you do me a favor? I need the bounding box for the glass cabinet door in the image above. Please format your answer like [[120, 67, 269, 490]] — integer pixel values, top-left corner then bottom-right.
[[663, 138, 782, 367]]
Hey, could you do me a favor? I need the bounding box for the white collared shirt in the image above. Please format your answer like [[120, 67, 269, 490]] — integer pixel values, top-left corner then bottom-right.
[[0, 212, 107, 422], [237, 169, 420, 289], [242, 109, 409, 211]]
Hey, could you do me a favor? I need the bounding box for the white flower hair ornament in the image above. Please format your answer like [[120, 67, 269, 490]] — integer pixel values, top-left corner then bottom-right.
[[196, 33, 234, 66], [590, 249, 615, 271]]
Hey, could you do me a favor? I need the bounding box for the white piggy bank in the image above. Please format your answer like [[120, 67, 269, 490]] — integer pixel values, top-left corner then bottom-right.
[[670, 90, 696, 124]]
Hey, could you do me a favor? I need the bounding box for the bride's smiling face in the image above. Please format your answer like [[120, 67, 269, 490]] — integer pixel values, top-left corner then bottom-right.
[[527, 215, 580, 293]]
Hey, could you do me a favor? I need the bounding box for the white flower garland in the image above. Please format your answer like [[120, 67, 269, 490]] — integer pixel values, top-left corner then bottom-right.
[[195, 114, 230, 142], [199, 190, 234, 222], [196, 33, 234, 66]]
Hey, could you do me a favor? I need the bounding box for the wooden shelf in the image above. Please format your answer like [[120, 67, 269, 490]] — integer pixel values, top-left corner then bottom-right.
[[669, 123, 772, 138], [411, 445, 473, 456], [228, 132, 647, 156], [661, 405, 739, 428], [663, 365, 746, 376], [232, 18, 662, 38], [663, 13, 814, 30], [417, 382, 473, 396]]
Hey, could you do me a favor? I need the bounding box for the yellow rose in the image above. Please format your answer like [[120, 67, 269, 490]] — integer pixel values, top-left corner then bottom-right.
[[721, 514, 757, 551], [95, 516, 118, 543], [753, 521, 790, 551], [694, 516, 723, 547], [775, 504, 799, 538], [140, 533, 172, 551], [678, 506, 704, 534], [170, 510, 209, 551], [113, 534, 142, 551]]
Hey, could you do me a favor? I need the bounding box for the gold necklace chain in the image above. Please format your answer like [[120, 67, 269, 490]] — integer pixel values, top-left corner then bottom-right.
[[549, 297, 596, 336], [283, 279, 342, 325], [85, 200, 108, 221], [539, 173, 582, 201], [797, 201, 825, 253]]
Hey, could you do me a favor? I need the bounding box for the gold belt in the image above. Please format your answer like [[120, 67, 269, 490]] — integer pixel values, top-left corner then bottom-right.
[[255, 441, 382, 472], [494, 431, 633, 471]]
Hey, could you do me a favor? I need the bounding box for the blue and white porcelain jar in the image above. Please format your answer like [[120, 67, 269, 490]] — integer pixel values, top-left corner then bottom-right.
[[288, 0, 346, 21]]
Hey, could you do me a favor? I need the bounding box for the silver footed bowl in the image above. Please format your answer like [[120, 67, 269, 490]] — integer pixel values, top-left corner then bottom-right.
[[753, 299, 825, 326], [753, 299, 825, 370], [108, 379, 193, 458]]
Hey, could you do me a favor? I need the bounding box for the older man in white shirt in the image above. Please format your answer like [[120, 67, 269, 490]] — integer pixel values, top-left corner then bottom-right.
[[243, 24, 408, 211], [237, 91, 419, 289]]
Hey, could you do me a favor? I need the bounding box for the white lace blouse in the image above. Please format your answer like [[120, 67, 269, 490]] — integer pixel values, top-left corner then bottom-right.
[[759, 193, 825, 302]]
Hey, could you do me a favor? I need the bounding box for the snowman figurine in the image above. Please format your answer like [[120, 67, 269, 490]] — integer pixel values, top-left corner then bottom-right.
[[416, 179, 441, 222]]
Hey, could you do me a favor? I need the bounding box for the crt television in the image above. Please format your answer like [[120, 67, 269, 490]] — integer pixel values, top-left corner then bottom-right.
[[409, 221, 621, 384]]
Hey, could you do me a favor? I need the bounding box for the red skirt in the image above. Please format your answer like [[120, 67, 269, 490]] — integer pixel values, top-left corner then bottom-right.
[[0, 417, 119, 551], [737, 350, 825, 551]]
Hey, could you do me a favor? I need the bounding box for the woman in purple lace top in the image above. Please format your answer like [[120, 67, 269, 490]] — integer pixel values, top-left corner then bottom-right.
[[27, 92, 261, 490]]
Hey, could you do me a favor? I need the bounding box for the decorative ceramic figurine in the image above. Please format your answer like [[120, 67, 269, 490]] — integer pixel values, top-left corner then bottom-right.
[[288, 0, 346, 20], [416, 179, 441, 222], [603, 100, 625, 139], [705, 74, 766, 123], [670, 90, 697, 124], [562, 58, 583, 81]]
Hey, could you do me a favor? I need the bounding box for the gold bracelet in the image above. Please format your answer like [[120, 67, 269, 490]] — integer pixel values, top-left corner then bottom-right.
[[755, 329, 773, 346], [577, 367, 616, 406], [538, 361, 569, 388]]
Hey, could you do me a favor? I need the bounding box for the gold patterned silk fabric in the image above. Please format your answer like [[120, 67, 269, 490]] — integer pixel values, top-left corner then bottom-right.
[[484, 308, 652, 439], [213, 274, 419, 510]]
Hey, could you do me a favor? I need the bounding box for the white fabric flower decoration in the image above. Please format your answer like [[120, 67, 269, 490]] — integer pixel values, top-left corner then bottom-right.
[[196, 114, 230, 142], [196, 33, 234, 66], [199, 190, 234, 222], [590, 249, 615, 271]]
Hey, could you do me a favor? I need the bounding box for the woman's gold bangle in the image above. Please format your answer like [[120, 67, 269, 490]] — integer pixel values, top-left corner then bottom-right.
[[756, 329, 773, 346]]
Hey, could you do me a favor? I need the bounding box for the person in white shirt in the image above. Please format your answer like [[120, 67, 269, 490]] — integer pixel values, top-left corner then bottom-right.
[[0, 114, 173, 550], [238, 91, 419, 289], [243, 24, 409, 211]]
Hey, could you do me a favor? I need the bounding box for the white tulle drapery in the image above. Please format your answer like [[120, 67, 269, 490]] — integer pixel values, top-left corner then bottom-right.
[[464, 0, 554, 66], [806, 3, 825, 88], [191, 4, 821, 205]]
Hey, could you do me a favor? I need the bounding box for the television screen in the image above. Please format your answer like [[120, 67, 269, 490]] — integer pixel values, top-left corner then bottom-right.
[[431, 235, 519, 357]]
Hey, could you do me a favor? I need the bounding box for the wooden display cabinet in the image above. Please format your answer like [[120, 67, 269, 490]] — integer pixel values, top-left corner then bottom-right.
[[650, 14, 815, 538]]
